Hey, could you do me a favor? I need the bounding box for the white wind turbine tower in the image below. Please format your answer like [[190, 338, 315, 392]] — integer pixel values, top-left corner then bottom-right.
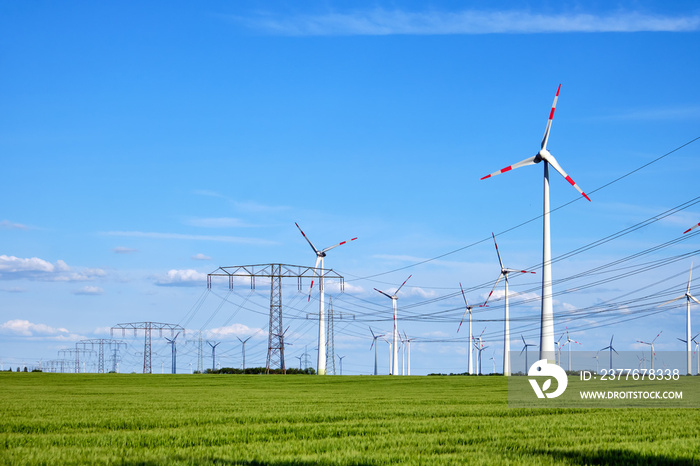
[[295, 222, 357, 376], [457, 282, 478, 375], [481, 85, 590, 363], [636, 331, 662, 371], [369, 327, 385, 376], [661, 263, 700, 375], [375, 275, 412, 376], [482, 233, 536, 376]]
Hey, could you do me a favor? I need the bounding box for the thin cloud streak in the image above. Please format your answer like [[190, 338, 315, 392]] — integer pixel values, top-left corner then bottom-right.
[[233, 9, 700, 36], [102, 231, 277, 246]]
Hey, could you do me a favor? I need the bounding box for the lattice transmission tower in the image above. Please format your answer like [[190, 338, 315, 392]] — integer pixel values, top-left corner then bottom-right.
[[77, 339, 126, 374], [208, 263, 344, 374], [110, 322, 184, 374]]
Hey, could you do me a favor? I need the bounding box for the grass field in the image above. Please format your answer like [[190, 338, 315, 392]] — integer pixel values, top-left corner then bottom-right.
[[1, 373, 698, 465]]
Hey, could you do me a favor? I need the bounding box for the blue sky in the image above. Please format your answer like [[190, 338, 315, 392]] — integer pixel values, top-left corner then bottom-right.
[[2, 1, 700, 375]]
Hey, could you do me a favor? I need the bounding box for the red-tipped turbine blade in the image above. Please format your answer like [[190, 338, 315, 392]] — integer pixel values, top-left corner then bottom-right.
[[374, 288, 393, 300], [481, 156, 538, 180], [492, 233, 504, 270], [541, 84, 561, 150], [684, 223, 700, 234], [321, 236, 358, 254], [482, 273, 504, 307], [295, 222, 320, 254], [395, 275, 412, 296], [542, 153, 591, 201]]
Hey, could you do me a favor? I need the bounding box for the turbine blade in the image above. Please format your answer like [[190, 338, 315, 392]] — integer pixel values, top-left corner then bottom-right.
[[307, 256, 322, 302], [395, 275, 412, 296], [541, 84, 561, 150], [542, 153, 591, 201], [482, 273, 504, 307], [688, 263, 693, 295], [659, 295, 685, 307], [459, 282, 469, 308], [374, 288, 394, 300], [480, 156, 538, 180], [491, 233, 504, 270], [295, 222, 320, 254], [321, 236, 358, 254], [684, 223, 700, 234]]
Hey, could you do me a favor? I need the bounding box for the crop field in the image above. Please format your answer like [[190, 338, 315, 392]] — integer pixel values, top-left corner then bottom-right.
[[1, 373, 699, 465]]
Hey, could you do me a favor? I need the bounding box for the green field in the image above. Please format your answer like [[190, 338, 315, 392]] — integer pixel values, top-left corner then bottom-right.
[[1, 373, 698, 465]]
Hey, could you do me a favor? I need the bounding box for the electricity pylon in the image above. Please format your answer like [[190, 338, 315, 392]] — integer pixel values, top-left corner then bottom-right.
[[208, 263, 344, 374], [111, 322, 184, 374]]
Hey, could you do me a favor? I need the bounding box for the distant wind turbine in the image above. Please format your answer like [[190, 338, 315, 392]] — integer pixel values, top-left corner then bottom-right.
[[457, 282, 479, 375], [474, 327, 487, 375], [520, 335, 536, 374], [660, 263, 699, 375], [369, 327, 385, 376], [375, 275, 412, 376], [561, 328, 581, 372], [237, 335, 252, 370], [482, 233, 535, 376], [481, 85, 590, 363], [600, 335, 618, 370], [295, 222, 357, 376], [636, 331, 662, 371]]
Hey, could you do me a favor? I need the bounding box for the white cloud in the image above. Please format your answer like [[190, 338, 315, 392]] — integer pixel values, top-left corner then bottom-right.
[[0, 255, 105, 282], [205, 324, 265, 339], [192, 253, 212, 261], [0, 220, 29, 230], [0, 319, 84, 341], [154, 269, 207, 287], [186, 217, 255, 228], [232, 9, 700, 36], [103, 231, 276, 246], [113, 247, 138, 254], [74, 286, 104, 295]]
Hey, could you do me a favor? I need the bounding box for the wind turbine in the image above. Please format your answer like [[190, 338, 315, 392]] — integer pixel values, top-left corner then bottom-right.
[[481, 85, 590, 363], [295, 222, 357, 376], [661, 264, 700, 375], [207, 341, 220, 371], [457, 282, 478, 375], [237, 335, 252, 370], [483, 233, 536, 376], [338, 355, 346, 375], [473, 327, 487, 375], [401, 337, 407, 376], [600, 335, 618, 370], [561, 328, 581, 372], [404, 332, 414, 376], [679, 332, 700, 375], [375, 275, 412, 376], [637, 354, 647, 370], [636, 331, 662, 371], [592, 352, 600, 374], [520, 335, 536, 374], [165, 332, 180, 374], [369, 327, 385, 376], [556, 331, 566, 365]]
